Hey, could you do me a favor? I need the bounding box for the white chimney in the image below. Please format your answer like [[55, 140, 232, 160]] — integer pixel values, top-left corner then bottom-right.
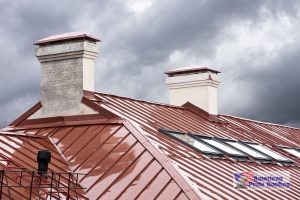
[[32, 32, 100, 118], [165, 67, 220, 115]]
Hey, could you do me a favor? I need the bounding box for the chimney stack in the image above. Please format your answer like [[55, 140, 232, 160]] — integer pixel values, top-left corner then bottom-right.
[[33, 32, 100, 118], [165, 67, 220, 115]]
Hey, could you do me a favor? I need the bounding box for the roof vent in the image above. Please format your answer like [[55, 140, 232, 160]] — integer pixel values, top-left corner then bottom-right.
[[37, 150, 51, 176], [165, 67, 220, 115]]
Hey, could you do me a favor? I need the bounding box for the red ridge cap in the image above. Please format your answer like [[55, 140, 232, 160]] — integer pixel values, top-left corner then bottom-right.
[[183, 102, 218, 121], [9, 102, 42, 126], [82, 95, 119, 118], [15, 118, 122, 129]]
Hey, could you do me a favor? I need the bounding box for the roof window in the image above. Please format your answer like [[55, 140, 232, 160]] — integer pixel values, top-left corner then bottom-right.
[[245, 143, 290, 162], [161, 130, 221, 156], [224, 140, 269, 160], [193, 136, 245, 157], [160, 129, 293, 164], [282, 148, 300, 158]]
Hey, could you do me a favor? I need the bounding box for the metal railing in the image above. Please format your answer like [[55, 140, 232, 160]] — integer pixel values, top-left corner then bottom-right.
[[0, 169, 87, 200]]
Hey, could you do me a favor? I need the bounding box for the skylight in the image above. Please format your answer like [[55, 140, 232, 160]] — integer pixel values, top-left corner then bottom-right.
[[246, 143, 290, 162], [225, 141, 269, 160], [282, 148, 300, 158], [197, 137, 245, 157], [160, 129, 293, 164], [166, 131, 221, 155]]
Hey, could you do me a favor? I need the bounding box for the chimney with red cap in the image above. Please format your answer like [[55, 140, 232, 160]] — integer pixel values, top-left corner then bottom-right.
[[32, 32, 100, 118]]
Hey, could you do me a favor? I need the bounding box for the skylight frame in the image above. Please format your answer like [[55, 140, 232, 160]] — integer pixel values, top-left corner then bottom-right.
[[159, 129, 222, 156], [241, 142, 292, 163], [159, 129, 293, 164], [190, 134, 247, 159], [281, 147, 300, 158], [220, 139, 272, 161]]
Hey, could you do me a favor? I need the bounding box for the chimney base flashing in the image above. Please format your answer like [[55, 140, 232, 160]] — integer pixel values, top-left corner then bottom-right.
[[28, 103, 97, 119]]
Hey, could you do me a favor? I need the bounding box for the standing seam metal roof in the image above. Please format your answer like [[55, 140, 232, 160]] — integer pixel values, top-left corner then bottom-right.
[[2, 91, 300, 199]]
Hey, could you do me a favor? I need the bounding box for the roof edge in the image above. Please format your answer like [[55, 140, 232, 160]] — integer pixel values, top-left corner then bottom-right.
[[94, 91, 184, 109], [9, 102, 42, 126], [220, 114, 300, 131], [13, 118, 123, 129]]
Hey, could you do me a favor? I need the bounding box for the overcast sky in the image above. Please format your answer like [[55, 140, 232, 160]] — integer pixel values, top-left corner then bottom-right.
[[1, 0, 300, 127]]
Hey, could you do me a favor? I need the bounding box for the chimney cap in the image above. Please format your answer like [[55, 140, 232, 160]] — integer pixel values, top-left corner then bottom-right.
[[34, 31, 101, 45], [165, 67, 220, 77]]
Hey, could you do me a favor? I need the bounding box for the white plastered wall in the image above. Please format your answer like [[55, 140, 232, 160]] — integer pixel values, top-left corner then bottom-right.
[[166, 72, 220, 115]]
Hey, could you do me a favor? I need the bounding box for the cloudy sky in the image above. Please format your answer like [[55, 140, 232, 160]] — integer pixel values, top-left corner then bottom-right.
[[1, 0, 300, 127]]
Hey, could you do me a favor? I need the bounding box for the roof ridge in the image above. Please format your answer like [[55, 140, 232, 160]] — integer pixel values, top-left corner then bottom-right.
[[220, 114, 300, 130], [123, 119, 202, 200], [94, 91, 185, 109]]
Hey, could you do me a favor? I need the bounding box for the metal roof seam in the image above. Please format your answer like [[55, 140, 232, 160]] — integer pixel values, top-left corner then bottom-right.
[[70, 125, 124, 172], [95, 149, 147, 198], [80, 132, 133, 185], [123, 120, 202, 200], [47, 136, 72, 170], [61, 126, 90, 154], [73, 125, 126, 174], [153, 178, 174, 199], [134, 167, 166, 199], [67, 126, 108, 162], [102, 156, 155, 198]]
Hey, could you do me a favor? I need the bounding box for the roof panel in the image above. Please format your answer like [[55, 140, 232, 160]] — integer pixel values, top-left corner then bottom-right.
[[0, 134, 86, 199], [156, 181, 182, 199], [90, 92, 300, 199], [137, 170, 172, 199], [4, 91, 300, 199], [4, 120, 191, 199]]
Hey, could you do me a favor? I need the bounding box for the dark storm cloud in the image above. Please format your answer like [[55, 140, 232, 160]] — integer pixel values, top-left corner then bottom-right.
[[0, 0, 84, 126], [229, 41, 300, 126], [0, 0, 300, 127]]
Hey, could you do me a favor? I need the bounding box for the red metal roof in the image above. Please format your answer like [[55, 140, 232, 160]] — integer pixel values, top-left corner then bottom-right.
[[2, 118, 196, 199], [2, 91, 300, 199], [0, 132, 87, 199], [92, 92, 300, 199]]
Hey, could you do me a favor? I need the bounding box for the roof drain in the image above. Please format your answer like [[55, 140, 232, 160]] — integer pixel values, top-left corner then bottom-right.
[[37, 150, 51, 177]]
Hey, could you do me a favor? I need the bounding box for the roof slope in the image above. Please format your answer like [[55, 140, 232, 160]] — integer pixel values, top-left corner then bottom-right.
[[3, 91, 300, 199], [91, 92, 300, 200], [2, 118, 197, 199], [0, 132, 86, 199]]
